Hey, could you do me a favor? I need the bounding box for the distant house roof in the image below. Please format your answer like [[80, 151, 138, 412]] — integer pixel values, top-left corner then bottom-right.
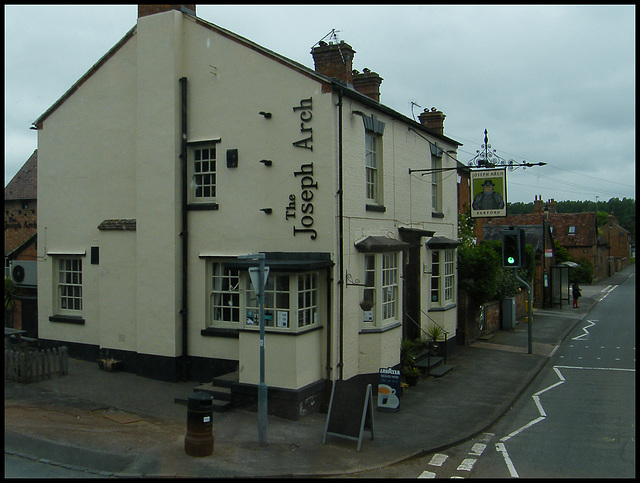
[[5, 149, 37, 201], [549, 212, 598, 247], [483, 224, 549, 253]]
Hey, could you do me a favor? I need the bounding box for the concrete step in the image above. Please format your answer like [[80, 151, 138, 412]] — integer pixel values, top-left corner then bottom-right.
[[415, 356, 443, 370], [428, 363, 454, 377], [190, 371, 239, 412]]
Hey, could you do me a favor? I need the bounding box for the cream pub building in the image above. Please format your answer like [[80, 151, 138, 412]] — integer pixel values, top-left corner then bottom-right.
[[35, 5, 461, 418]]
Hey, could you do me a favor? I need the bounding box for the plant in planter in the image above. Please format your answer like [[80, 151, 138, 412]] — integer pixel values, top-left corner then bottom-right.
[[425, 323, 445, 356], [402, 365, 421, 386], [400, 339, 420, 385]]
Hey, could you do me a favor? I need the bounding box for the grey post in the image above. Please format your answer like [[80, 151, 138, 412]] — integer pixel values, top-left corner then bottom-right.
[[513, 269, 533, 354], [239, 253, 268, 445]]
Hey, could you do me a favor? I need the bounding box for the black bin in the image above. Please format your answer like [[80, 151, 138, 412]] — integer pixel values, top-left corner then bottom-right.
[[185, 391, 214, 456]]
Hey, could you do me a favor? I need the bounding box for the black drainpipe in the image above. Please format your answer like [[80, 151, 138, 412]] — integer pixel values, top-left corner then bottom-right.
[[179, 77, 189, 381], [337, 87, 345, 380]]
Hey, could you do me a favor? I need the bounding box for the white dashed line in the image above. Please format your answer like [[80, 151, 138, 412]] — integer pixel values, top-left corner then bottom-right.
[[457, 458, 477, 471], [428, 453, 448, 467]]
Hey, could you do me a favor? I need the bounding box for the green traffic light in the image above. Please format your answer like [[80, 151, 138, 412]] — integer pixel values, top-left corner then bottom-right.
[[508, 256, 515, 264]]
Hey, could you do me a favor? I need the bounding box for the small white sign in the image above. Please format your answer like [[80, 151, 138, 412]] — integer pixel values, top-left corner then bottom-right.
[[277, 311, 289, 328]]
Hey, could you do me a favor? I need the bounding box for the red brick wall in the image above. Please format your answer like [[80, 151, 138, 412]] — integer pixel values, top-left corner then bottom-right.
[[4, 200, 37, 255]]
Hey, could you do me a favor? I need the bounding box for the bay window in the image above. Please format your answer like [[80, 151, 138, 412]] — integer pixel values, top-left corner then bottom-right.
[[208, 261, 320, 333]]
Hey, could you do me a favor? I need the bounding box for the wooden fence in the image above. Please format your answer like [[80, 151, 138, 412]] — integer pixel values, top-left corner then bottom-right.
[[5, 346, 68, 383]]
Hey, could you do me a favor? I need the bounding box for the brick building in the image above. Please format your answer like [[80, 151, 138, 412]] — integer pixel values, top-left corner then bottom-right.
[[4, 149, 38, 337]]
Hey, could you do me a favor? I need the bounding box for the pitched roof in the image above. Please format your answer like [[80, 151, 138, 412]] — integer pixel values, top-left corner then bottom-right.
[[479, 211, 598, 248], [32, 10, 460, 147], [5, 149, 37, 201], [483, 224, 548, 253]]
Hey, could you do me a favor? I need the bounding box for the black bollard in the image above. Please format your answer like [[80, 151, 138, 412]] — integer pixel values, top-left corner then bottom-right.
[[185, 391, 214, 456]]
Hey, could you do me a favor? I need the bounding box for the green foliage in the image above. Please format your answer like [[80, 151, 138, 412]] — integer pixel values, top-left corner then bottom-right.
[[570, 257, 594, 284], [457, 212, 477, 249], [5, 276, 15, 312], [553, 240, 571, 264], [495, 269, 522, 298], [400, 338, 418, 369], [457, 243, 501, 304], [424, 323, 445, 342], [596, 211, 610, 227]]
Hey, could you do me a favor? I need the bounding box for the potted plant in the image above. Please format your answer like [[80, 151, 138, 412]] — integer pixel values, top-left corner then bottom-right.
[[400, 339, 420, 386], [425, 323, 445, 356], [402, 365, 421, 386]]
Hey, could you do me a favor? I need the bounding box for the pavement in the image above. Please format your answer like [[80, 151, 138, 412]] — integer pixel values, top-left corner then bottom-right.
[[5, 265, 635, 478]]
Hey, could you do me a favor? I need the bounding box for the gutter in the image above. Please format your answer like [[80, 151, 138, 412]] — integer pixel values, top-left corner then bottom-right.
[[179, 77, 189, 381], [337, 88, 345, 380]]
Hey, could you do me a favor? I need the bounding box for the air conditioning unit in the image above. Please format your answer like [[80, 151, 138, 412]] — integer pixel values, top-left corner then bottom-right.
[[10, 260, 37, 287]]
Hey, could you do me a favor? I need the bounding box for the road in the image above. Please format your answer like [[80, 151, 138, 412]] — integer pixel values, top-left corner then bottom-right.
[[346, 270, 635, 478], [4, 453, 107, 478]]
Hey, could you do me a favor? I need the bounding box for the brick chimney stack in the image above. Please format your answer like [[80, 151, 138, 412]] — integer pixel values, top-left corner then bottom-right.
[[352, 68, 383, 102], [311, 41, 356, 86], [547, 198, 557, 214], [138, 4, 196, 18], [418, 108, 446, 135], [532, 195, 544, 214]]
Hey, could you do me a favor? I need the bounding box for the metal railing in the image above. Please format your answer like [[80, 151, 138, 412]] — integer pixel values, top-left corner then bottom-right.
[[405, 312, 448, 365]]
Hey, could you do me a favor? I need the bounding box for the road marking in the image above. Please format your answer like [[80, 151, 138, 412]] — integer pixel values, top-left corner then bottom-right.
[[572, 320, 596, 341], [500, 416, 546, 442], [478, 432, 495, 442], [555, 365, 635, 372], [457, 458, 477, 471], [428, 453, 448, 467], [497, 364, 635, 475], [469, 443, 487, 456], [495, 443, 519, 478], [418, 470, 436, 478]]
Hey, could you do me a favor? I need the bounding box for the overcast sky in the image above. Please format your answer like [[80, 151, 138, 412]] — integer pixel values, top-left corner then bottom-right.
[[4, 4, 636, 204]]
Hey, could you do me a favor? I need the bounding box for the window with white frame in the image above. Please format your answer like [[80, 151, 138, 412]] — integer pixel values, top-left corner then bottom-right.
[[210, 263, 240, 326], [431, 251, 440, 303], [443, 249, 455, 302], [431, 249, 455, 305], [189, 143, 217, 201], [365, 132, 381, 203], [382, 252, 399, 320], [298, 273, 318, 328], [431, 156, 442, 212], [361, 252, 400, 327], [246, 273, 290, 328], [57, 258, 83, 313], [207, 261, 320, 332]]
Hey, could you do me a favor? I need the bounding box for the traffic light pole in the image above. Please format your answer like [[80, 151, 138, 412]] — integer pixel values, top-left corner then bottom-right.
[[513, 269, 533, 354]]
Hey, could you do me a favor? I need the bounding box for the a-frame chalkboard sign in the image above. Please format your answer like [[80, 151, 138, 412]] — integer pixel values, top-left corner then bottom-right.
[[322, 379, 375, 451]]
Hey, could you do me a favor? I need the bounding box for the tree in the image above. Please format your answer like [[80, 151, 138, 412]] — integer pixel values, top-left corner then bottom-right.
[[457, 243, 501, 305]]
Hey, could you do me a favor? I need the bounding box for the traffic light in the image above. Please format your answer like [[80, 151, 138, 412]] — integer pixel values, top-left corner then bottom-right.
[[502, 229, 525, 268]]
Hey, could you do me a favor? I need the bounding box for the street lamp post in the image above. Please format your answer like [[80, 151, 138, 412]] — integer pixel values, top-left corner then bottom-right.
[[239, 253, 268, 445]]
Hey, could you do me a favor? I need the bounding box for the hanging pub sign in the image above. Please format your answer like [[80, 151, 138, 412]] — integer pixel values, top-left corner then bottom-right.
[[470, 168, 507, 218]]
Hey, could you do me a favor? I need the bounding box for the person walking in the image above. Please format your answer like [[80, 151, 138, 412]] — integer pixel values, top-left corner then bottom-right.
[[572, 281, 581, 308]]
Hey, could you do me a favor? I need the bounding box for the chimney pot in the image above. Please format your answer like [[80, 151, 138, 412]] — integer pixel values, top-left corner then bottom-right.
[[138, 4, 195, 18], [311, 41, 356, 86], [352, 68, 383, 102], [418, 108, 446, 135]]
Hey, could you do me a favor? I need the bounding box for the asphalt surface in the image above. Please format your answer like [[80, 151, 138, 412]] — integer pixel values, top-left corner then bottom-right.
[[5, 265, 634, 477]]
